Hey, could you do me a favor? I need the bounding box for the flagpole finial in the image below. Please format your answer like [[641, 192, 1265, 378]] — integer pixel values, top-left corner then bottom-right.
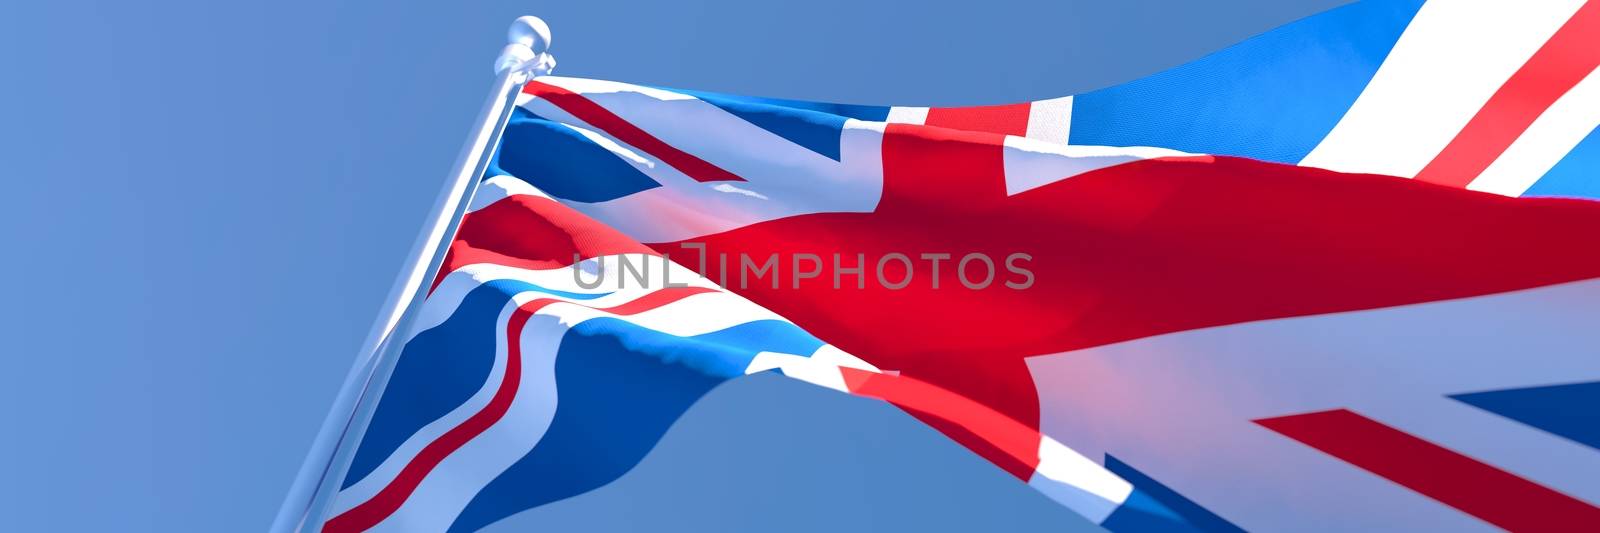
[[496, 16, 556, 80], [509, 16, 552, 55]]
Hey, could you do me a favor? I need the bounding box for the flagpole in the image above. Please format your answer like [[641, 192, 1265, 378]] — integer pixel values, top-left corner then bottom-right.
[[270, 16, 555, 533]]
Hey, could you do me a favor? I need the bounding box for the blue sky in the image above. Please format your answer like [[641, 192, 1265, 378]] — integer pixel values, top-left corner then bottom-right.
[[0, 0, 1340, 530]]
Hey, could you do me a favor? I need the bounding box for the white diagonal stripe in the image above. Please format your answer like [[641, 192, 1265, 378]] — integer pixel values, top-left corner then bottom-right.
[[1467, 68, 1600, 196], [1299, 1, 1586, 178], [1025, 96, 1073, 146]]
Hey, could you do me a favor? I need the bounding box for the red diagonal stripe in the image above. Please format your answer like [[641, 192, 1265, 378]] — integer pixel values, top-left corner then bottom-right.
[[432, 194, 657, 294], [1413, 2, 1600, 188], [1257, 408, 1600, 531], [925, 102, 1032, 137], [523, 81, 744, 183], [598, 286, 718, 315], [840, 367, 1040, 480], [324, 285, 717, 533]]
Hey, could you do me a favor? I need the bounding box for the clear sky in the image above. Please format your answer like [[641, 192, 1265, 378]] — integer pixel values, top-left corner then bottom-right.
[[0, 0, 1341, 530]]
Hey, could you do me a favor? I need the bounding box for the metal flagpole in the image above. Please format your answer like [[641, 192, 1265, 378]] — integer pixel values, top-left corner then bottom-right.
[[270, 16, 555, 533]]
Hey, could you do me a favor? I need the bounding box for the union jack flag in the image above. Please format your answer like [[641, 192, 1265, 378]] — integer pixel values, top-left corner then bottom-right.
[[322, 1, 1600, 530]]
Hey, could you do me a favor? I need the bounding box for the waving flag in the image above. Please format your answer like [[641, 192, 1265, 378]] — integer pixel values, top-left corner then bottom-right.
[[318, 1, 1600, 531], [324, 178, 1194, 532]]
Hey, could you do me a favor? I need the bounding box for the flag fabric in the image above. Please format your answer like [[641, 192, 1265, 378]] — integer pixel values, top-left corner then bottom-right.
[[327, 0, 1600, 531], [323, 178, 1186, 533]]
